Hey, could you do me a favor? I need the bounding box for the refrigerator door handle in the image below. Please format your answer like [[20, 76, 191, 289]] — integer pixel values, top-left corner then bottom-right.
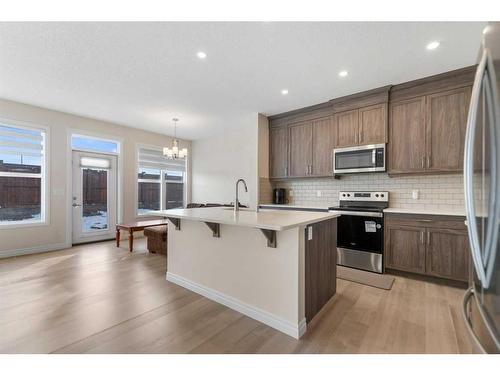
[[462, 288, 487, 353], [464, 49, 489, 287]]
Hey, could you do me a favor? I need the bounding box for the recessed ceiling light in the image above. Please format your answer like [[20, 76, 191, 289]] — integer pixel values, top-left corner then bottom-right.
[[426, 41, 440, 50], [197, 51, 207, 59], [281, 89, 289, 95], [338, 70, 348, 78]]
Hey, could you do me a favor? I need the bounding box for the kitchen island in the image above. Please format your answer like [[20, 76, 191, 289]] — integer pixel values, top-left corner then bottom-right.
[[155, 207, 339, 338]]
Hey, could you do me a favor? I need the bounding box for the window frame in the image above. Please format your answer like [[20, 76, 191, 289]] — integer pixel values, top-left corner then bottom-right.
[[135, 144, 187, 217], [0, 118, 50, 229]]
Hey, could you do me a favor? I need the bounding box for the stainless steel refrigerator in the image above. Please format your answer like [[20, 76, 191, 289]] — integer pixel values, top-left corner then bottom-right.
[[462, 21, 500, 354]]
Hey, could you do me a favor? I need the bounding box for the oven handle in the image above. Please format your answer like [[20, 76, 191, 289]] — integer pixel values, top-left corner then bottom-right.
[[329, 210, 383, 218]]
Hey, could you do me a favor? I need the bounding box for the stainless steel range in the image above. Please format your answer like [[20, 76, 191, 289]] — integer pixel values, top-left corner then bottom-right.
[[329, 191, 388, 274]]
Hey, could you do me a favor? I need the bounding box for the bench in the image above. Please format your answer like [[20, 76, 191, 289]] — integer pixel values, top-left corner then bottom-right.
[[116, 219, 168, 252]]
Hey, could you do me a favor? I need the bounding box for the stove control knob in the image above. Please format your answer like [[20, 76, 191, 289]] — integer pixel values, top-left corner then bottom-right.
[[347, 194, 351, 197], [381, 194, 384, 197], [342, 193, 346, 197], [375, 194, 379, 197]]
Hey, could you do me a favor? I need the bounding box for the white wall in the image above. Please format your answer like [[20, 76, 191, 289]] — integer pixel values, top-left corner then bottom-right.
[[0, 98, 191, 256], [191, 113, 260, 208]]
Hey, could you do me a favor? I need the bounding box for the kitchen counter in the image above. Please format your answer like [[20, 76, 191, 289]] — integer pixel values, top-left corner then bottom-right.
[[156, 207, 339, 231], [383, 207, 466, 216], [156, 206, 338, 340]]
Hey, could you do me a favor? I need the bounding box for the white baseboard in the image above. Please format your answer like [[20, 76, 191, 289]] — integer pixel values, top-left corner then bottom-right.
[[166, 272, 307, 339], [0, 242, 70, 259]]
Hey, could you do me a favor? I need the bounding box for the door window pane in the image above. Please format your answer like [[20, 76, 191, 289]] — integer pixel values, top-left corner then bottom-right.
[[82, 168, 108, 232], [0, 176, 41, 222]]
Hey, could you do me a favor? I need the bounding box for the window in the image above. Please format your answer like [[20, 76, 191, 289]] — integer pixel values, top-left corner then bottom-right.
[[137, 147, 186, 215], [0, 122, 47, 225], [71, 134, 119, 154]]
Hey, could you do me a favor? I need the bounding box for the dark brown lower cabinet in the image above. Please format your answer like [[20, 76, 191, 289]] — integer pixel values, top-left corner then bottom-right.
[[305, 218, 337, 322], [385, 225, 426, 274], [385, 214, 470, 282], [426, 228, 470, 281]]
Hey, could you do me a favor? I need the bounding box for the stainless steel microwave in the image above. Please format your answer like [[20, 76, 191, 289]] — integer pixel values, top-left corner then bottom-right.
[[333, 143, 386, 174]]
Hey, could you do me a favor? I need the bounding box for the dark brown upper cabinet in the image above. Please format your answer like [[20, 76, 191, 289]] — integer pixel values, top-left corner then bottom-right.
[[359, 103, 388, 145], [336, 109, 359, 147], [286, 116, 337, 178], [269, 125, 288, 179], [335, 103, 388, 148], [426, 87, 472, 172], [389, 97, 427, 174], [389, 67, 475, 176], [311, 116, 337, 176], [288, 121, 313, 177]]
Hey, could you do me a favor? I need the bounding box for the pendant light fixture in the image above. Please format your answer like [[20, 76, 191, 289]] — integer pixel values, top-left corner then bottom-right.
[[163, 118, 188, 159]]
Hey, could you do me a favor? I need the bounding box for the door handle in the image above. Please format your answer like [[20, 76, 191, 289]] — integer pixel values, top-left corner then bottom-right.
[[72, 203, 82, 207], [420, 231, 424, 245], [427, 231, 431, 246], [464, 48, 490, 288]]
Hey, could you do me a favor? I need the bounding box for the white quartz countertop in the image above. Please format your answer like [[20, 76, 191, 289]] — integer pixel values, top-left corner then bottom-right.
[[383, 207, 466, 216], [153, 207, 340, 231]]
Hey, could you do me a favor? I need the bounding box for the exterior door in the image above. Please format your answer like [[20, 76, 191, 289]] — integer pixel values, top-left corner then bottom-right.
[[426, 87, 471, 172], [72, 151, 117, 244], [389, 97, 427, 173], [269, 126, 288, 178], [288, 121, 312, 177]]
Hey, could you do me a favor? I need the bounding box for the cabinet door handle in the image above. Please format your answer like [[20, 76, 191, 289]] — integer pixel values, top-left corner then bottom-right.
[[427, 231, 431, 246], [421, 156, 425, 168], [284, 166, 288, 176], [421, 231, 424, 245], [427, 155, 431, 168], [359, 130, 362, 144], [309, 165, 312, 174]]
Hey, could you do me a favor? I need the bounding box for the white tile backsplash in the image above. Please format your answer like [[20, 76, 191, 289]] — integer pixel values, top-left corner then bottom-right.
[[271, 173, 466, 211]]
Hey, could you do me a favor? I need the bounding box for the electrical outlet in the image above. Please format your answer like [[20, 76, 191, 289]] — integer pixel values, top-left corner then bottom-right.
[[316, 190, 322, 197], [412, 190, 419, 200]]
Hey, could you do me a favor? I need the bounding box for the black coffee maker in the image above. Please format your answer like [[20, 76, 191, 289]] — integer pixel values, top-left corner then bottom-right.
[[273, 188, 287, 204]]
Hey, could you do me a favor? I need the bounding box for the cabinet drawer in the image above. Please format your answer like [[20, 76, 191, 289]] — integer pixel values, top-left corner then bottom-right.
[[385, 213, 466, 230]]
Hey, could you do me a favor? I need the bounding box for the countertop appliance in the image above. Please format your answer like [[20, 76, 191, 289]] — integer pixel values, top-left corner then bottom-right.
[[273, 188, 287, 204], [333, 143, 385, 174], [329, 191, 388, 273], [462, 22, 500, 354]]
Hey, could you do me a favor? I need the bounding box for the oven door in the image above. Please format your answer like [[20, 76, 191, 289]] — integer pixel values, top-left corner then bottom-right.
[[337, 213, 384, 253], [333, 144, 385, 174], [336, 212, 384, 273]]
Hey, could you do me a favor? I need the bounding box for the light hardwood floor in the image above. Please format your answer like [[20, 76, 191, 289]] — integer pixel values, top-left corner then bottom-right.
[[0, 239, 472, 354]]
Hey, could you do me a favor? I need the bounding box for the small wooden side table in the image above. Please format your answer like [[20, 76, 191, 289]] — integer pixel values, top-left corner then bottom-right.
[[116, 219, 168, 252]]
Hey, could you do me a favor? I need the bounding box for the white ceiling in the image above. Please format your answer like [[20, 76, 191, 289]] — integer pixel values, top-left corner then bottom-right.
[[0, 22, 486, 140]]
